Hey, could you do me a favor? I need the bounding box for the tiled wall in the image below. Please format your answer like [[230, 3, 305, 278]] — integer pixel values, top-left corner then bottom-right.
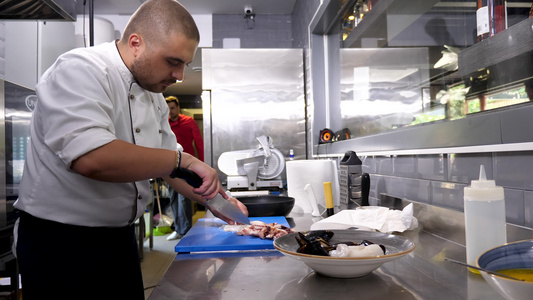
[[291, 0, 321, 48], [360, 151, 533, 229], [212, 14, 292, 48], [211, 0, 320, 49]]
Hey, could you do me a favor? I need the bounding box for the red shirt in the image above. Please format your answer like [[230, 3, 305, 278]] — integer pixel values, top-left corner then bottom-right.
[[169, 114, 204, 162]]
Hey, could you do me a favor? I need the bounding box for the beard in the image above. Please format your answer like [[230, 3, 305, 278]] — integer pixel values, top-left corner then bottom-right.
[[130, 53, 173, 93]]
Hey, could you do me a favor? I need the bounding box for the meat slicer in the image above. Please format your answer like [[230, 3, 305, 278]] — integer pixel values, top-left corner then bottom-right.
[[218, 136, 285, 191]]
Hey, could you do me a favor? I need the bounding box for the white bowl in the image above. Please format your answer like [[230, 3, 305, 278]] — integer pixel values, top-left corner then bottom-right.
[[273, 230, 415, 278], [477, 240, 533, 300]]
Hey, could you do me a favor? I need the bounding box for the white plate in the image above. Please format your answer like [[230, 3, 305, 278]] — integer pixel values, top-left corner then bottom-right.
[[274, 230, 415, 278]]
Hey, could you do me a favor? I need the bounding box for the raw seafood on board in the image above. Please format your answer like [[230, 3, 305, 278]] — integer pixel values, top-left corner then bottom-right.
[[235, 221, 294, 239]]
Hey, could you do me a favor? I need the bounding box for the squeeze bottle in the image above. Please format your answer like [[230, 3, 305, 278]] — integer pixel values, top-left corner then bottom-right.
[[464, 165, 506, 274]]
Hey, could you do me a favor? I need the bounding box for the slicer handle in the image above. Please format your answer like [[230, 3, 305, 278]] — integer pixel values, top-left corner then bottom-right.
[[173, 168, 203, 188]]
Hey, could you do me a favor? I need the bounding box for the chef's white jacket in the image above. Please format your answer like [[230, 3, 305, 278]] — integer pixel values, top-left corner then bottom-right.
[[14, 41, 178, 227]]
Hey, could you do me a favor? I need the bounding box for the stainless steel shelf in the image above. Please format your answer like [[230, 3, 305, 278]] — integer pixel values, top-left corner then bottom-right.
[[458, 17, 533, 78], [342, 0, 441, 48]]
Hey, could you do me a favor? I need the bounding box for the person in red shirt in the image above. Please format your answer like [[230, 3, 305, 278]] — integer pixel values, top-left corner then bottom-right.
[[167, 96, 204, 161], [165, 96, 205, 240]]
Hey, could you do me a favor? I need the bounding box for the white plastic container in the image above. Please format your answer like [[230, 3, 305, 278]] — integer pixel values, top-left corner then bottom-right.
[[464, 165, 506, 273]]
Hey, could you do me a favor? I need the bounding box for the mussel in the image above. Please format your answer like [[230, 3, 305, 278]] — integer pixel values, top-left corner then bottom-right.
[[302, 230, 334, 242], [295, 231, 387, 256], [296, 231, 335, 256]]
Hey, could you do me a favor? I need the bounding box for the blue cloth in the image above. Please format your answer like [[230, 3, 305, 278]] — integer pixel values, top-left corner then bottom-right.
[[169, 188, 193, 235]]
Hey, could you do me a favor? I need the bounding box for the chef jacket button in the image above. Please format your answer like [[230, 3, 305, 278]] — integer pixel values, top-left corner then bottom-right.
[[158, 129, 162, 133], [129, 94, 134, 100], [135, 128, 141, 133], [138, 195, 142, 200]]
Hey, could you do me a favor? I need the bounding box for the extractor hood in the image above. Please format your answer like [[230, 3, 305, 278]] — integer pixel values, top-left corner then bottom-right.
[[0, 0, 77, 21]]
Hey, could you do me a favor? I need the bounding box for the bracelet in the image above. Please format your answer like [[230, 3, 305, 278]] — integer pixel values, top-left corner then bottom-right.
[[175, 150, 182, 169], [169, 151, 182, 179]]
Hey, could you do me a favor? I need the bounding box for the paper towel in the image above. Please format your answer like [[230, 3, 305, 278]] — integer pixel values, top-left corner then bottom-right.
[[286, 160, 340, 213], [310, 204, 418, 233]]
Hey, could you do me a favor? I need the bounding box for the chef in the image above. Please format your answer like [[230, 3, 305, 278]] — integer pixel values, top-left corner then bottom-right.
[[12, 0, 247, 299]]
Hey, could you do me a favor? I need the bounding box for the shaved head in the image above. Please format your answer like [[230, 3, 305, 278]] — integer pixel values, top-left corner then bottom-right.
[[120, 0, 200, 48], [116, 0, 199, 93]]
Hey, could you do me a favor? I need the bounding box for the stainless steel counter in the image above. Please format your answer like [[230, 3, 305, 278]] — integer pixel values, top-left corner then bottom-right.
[[147, 201, 524, 300]]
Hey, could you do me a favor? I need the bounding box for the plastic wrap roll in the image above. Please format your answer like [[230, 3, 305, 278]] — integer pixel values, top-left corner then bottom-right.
[[286, 160, 340, 213]]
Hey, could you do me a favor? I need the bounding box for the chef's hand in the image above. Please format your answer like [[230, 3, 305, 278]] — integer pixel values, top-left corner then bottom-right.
[[206, 190, 249, 225], [184, 160, 221, 199]]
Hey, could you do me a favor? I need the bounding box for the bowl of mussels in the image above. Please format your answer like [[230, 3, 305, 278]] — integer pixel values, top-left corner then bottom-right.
[[273, 230, 415, 278]]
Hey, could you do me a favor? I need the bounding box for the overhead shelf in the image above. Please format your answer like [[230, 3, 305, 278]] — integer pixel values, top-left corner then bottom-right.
[[342, 0, 392, 47], [457, 17, 533, 97], [342, 0, 533, 95], [343, 0, 440, 48], [458, 17, 533, 78]]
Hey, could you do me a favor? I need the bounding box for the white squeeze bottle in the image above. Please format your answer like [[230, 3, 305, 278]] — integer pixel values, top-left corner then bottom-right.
[[464, 165, 506, 274]]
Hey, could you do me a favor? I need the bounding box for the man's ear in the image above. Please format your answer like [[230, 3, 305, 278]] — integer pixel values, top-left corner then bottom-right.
[[128, 33, 143, 56]]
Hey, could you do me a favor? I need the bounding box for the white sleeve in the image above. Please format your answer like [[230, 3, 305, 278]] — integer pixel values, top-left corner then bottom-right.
[[35, 55, 117, 168]]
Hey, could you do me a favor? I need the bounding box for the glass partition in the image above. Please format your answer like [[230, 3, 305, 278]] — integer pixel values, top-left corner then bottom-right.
[[340, 48, 430, 137], [330, 0, 532, 143]]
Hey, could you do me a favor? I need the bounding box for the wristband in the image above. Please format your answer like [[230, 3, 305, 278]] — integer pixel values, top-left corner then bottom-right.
[[169, 151, 182, 178]]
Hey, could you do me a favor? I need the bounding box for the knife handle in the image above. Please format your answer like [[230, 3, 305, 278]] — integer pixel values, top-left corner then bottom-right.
[[361, 173, 370, 206], [172, 168, 203, 188]]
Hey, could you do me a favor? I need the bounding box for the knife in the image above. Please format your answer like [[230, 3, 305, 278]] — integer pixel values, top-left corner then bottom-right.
[[174, 168, 251, 224]]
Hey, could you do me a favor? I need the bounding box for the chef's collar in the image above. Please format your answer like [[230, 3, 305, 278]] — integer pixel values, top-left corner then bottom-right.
[[112, 40, 137, 88]]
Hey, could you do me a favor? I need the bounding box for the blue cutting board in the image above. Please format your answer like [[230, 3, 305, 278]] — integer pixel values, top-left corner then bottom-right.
[[175, 216, 290, 253]]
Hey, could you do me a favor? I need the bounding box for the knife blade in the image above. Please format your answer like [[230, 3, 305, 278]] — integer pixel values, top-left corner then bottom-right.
[[174, 168, 251, 224]]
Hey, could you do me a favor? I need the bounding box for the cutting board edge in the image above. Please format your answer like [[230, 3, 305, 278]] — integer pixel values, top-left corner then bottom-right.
[[175, 216, 289, 253]]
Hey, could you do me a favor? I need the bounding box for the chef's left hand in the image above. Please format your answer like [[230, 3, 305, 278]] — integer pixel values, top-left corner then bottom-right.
[[226, 197, 249, 224], [206, 190, 249, 225]]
